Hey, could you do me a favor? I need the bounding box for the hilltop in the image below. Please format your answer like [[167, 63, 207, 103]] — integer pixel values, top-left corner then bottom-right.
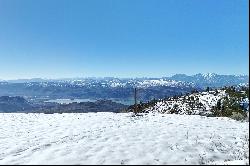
[[129, 85, 249, 121]]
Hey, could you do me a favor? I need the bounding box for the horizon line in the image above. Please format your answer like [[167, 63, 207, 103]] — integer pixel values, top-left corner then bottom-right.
[[1, 73, 249, 81]]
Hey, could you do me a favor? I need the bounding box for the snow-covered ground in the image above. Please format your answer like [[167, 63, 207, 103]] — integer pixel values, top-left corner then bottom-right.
[[144, 90, 228, 115], [0, 112, 249, 165]]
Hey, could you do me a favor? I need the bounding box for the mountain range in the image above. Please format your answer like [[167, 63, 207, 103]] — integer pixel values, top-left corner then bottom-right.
[[167, 73, 248, 88], [1, 73, 248, 87], [0, 73, 248, 103]]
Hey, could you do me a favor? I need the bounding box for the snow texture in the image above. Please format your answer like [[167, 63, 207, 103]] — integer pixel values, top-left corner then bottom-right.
[[144, 90, 228, 115], [0, 112, 249, 165]]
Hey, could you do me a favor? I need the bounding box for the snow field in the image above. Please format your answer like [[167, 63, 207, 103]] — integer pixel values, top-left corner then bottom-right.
[[0, 112, 249, 165]]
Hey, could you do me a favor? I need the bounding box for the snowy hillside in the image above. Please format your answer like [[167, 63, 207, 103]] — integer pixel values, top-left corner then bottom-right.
[[0, 113, 248, 165], [143, 90, 228, 115]]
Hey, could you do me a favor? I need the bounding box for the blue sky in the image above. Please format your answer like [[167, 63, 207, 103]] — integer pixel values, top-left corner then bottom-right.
[[0, 0, 249, 79]]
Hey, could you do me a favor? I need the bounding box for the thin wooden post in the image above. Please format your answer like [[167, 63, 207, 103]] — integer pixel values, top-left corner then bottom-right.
[[134, 87, 137, 114]]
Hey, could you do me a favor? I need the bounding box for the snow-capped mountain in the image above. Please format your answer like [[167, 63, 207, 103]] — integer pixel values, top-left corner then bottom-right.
[[23, 78, 194, 89], [166, 73, 249, 88]]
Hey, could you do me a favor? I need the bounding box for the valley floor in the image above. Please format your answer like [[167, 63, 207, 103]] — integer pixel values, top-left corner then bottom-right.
[[0, 112, 249, 165]]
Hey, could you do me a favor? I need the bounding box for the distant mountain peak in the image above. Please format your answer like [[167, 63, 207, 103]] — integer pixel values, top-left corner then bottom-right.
[[201, 73, 217, 77]]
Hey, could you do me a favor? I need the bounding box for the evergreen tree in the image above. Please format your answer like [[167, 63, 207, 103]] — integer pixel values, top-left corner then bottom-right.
[[216, 99, 221, 110]]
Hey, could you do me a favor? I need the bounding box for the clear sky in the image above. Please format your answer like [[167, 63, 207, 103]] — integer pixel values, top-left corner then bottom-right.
[[0, 0, 249, 79]]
